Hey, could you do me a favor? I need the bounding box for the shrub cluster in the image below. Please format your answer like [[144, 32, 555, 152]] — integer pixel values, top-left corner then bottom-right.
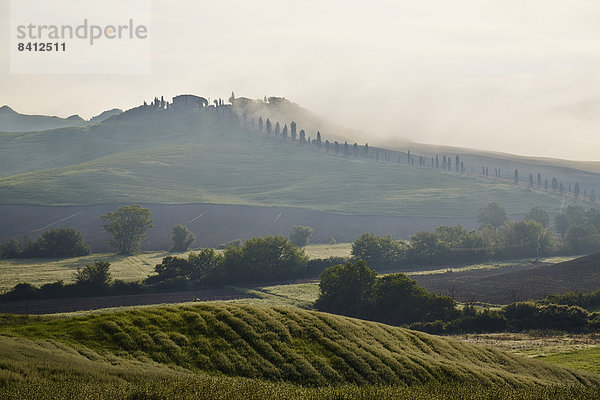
[[411, 302, 600, 334], [315, 261, 600, 334], [0, 227, 91, 259], [315, 261, 457, 325], [147, 236, 309, 286]]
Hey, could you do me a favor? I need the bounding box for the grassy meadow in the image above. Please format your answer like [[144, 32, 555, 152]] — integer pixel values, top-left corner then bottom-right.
[[1, 303, 600, 399], [0, 251, 182, 292]]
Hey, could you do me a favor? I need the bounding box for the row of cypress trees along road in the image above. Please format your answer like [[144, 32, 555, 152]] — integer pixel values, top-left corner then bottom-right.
[[249, 112, 597, 204]]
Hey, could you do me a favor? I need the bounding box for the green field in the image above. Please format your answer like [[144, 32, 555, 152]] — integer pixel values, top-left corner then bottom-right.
[[0, 243, 349, 292], [1, 303, 599, 399], [0, 108, 582, 217], [541, 346, 600, 374], [0, 251, 181, 292], [455, 332, 600, 374]]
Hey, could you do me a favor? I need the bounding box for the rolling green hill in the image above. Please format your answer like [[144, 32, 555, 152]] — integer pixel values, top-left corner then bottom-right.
[[1, 304, 598, 388], [0, 102, 586, 217]]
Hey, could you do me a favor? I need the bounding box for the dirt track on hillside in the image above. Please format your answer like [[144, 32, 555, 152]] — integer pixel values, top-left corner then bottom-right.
[[0, 203, 476, 252]]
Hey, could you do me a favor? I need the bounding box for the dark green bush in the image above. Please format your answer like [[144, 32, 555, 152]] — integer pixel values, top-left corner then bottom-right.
[[0, 227, 90, 259]]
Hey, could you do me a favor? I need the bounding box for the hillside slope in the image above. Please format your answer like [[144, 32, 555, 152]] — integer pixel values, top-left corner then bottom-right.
[[414, 253, 600, 304], [0, 103, 584, 217], [1, 304, 598, 387]]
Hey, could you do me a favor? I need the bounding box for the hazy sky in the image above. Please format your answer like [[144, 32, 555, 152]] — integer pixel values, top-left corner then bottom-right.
[[1, 0, 600, 161]]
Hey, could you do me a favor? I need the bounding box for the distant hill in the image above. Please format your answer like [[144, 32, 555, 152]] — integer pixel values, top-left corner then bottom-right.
[[0, 105, 122, 132], [2, 303, 597, 388], [0, 97, 592, 221], [87, 108, 123, 125]]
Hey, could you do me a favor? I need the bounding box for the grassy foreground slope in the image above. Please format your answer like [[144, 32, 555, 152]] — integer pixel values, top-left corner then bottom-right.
[[1, 304, 598, 388], [0, 106, 577, 217], [2, 337, 600, 400]]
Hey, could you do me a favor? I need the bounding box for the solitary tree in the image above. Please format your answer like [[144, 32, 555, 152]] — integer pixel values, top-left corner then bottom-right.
[[258, 116, 264, 131], [315, 261, 376, 315], [274, 121, 280, 135], [574, 182, 580, 198], [529, 174, 534, 188], [537, 173, 542, 186], [477, 202, 508, 229], [265, 118, 272, 134], [282, 124, 288, 138], [289, 225, 314, 247], [100, 205, 153, 254], [514, 169, 519, 185], [316, 131, 322, 148], [171, 225, 196, 252], [455, 155, 460, 172], [552, 177, 558, 191]]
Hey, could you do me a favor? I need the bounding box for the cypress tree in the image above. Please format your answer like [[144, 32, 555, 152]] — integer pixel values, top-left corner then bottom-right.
[[266, 118, 272, 134], [514, 169, 519, 185], [290, 121, 297, 141]]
